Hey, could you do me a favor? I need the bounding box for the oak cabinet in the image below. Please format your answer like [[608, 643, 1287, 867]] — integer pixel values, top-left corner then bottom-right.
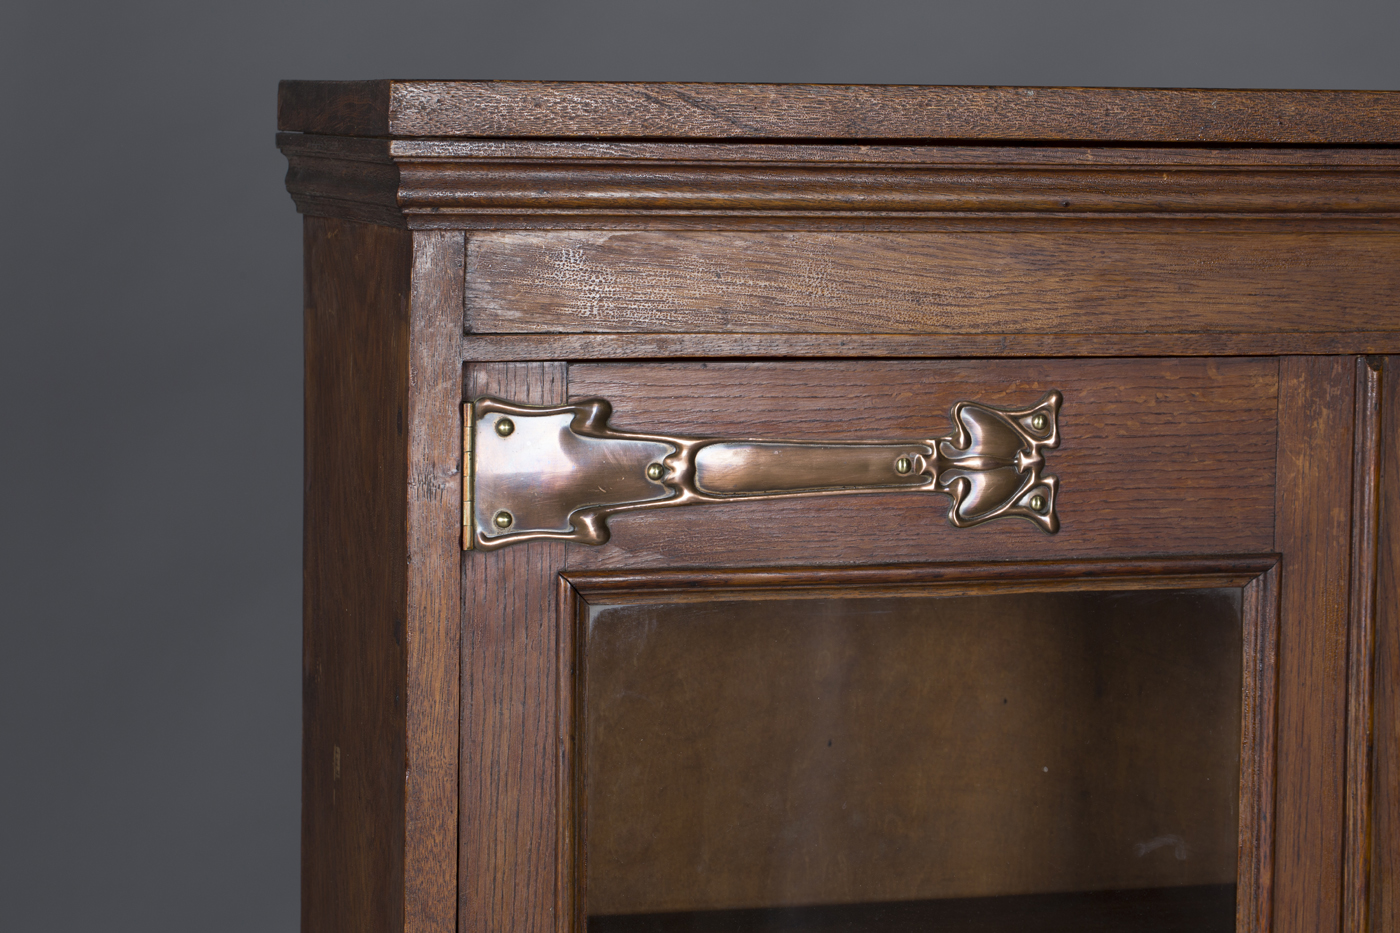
[[279, 81, 1400, 933]]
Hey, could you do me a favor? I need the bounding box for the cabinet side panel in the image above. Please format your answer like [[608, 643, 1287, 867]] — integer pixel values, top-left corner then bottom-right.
[[1274, 356, 1356, 933], [303, 216, 412, 933], [1373, 357, 1400, 933], [406, 231, 467, 933], [462, 364, 568, 933]]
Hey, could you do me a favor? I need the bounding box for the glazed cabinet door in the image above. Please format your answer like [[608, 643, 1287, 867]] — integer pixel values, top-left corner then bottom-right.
[[459, 355, 1384, 933]]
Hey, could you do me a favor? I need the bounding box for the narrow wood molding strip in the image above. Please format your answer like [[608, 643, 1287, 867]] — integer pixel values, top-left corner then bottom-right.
[[386, 138, 1400, 167], [1345, 357, 1384, 933], [1370, 356, 1400, 929], [277, 133, 1400, 225], [1239, 563, 1281, 933], [278, 81, 1400, 144], [565, 555, 1279, 600], [461, 332, 1400, 362]]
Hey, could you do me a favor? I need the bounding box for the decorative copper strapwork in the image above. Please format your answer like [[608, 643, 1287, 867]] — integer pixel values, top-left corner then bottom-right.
[[464, 391, 1062, 550]]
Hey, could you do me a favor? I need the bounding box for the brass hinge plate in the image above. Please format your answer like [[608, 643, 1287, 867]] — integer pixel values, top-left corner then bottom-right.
[[463, 392, 1061, 550]]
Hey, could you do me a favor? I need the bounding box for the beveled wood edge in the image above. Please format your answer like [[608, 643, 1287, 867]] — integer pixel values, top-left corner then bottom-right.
[[460, 333, 1400, 362], [1345, 357, 1385, 932], [278, 81, 1400, 144], [1372, 356, 1400, 927], [559, 555, 1282, 932], [386, 138, 1400, 166], [306, 209, 1400, 233], [278, 132, 1400, 166], [561, 555, 1280, 603], [1240, 563, 1282, 933], [558, 575, 585, 933]]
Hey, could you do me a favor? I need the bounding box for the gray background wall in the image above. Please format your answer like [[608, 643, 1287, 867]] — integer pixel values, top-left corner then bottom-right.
[[2, 1, 1398, 930]]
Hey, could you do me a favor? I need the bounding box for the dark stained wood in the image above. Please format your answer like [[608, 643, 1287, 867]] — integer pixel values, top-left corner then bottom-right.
[[279, 79, 391, 138], [278, 131, 1400, 230], [465, 231, 1400, 337], [1239, 562, 1281, 933], [587, 884, 1237, 933], [278, 81, 1400, 144], [1273, 357, 1356, 933], [285, 85, 1400, 933], [404, 231, 466, 933], [558, 574, 584, 933], [1373, 357, 1400, 933], [393, 158, 1400, 220], [389, 137, 1400, 167], [1345, 358, 1383, 933], [278, 134, 402, 228], [461, 363, 569, 933], [563, 359, 1277, 569], [461, 332, 1400, 363], [564, 556, 1278, 601], [302, 216, 412, 933]]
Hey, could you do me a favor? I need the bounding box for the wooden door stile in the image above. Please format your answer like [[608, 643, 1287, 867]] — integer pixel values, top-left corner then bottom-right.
[[1274, 357, 1357, 933], [1373, 357, 1400, 933], [461, 362, 569, 933], [405, 230, 467, 933], [1345, 358, 1384, 932]]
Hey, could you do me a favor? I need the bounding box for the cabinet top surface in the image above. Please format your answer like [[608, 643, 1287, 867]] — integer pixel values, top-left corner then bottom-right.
[[278, 80, 1400, 144]]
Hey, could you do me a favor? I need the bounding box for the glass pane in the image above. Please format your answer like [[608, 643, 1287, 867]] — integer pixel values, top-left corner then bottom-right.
[[584, 588, 1242, 933]]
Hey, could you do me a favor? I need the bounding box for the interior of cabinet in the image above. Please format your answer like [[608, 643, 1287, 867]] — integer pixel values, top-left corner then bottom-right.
[[578, 586, 1247, 933]]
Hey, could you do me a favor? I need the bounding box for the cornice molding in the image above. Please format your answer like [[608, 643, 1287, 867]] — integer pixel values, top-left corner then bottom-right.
[[278, 133, 1400, 230]]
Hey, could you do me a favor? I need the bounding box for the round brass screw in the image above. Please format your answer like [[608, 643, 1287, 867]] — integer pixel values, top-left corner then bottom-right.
[[493, 510, 514, 529], [646, 462, 665, 481], [1029, 494, 1047, 512], [1030, 412, 1048, 431], [494, 417, 515, 437], [894, 456, 913, 475]]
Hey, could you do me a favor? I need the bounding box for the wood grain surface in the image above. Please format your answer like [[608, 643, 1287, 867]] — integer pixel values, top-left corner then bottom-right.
[[301, 217, 412, 933], [1239, 563, 1281, 933], [464, 231, 1400, 337], [393, 158, 1400, 219], [1345, 359, 1383, 933], [404, 231, 466, 933], [387, 138, 1400, 167], [461, 363, 569, 933], [1272, 357, 1356, 933], [564, 556, 1277, 602], [561, 359, 1278, 569], [1373, 357, 1400, 933], [278, 81, 1400, 144], [278, 130, 1400, 229], [460, 331, 1400, 363]]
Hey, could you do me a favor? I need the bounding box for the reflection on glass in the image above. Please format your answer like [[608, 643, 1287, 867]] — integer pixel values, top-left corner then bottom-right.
[[584, 589, 1242, 933]]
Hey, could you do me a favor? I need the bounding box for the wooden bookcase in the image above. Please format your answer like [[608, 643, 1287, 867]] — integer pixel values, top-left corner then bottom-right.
[[279, 82, 1400, 933]]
